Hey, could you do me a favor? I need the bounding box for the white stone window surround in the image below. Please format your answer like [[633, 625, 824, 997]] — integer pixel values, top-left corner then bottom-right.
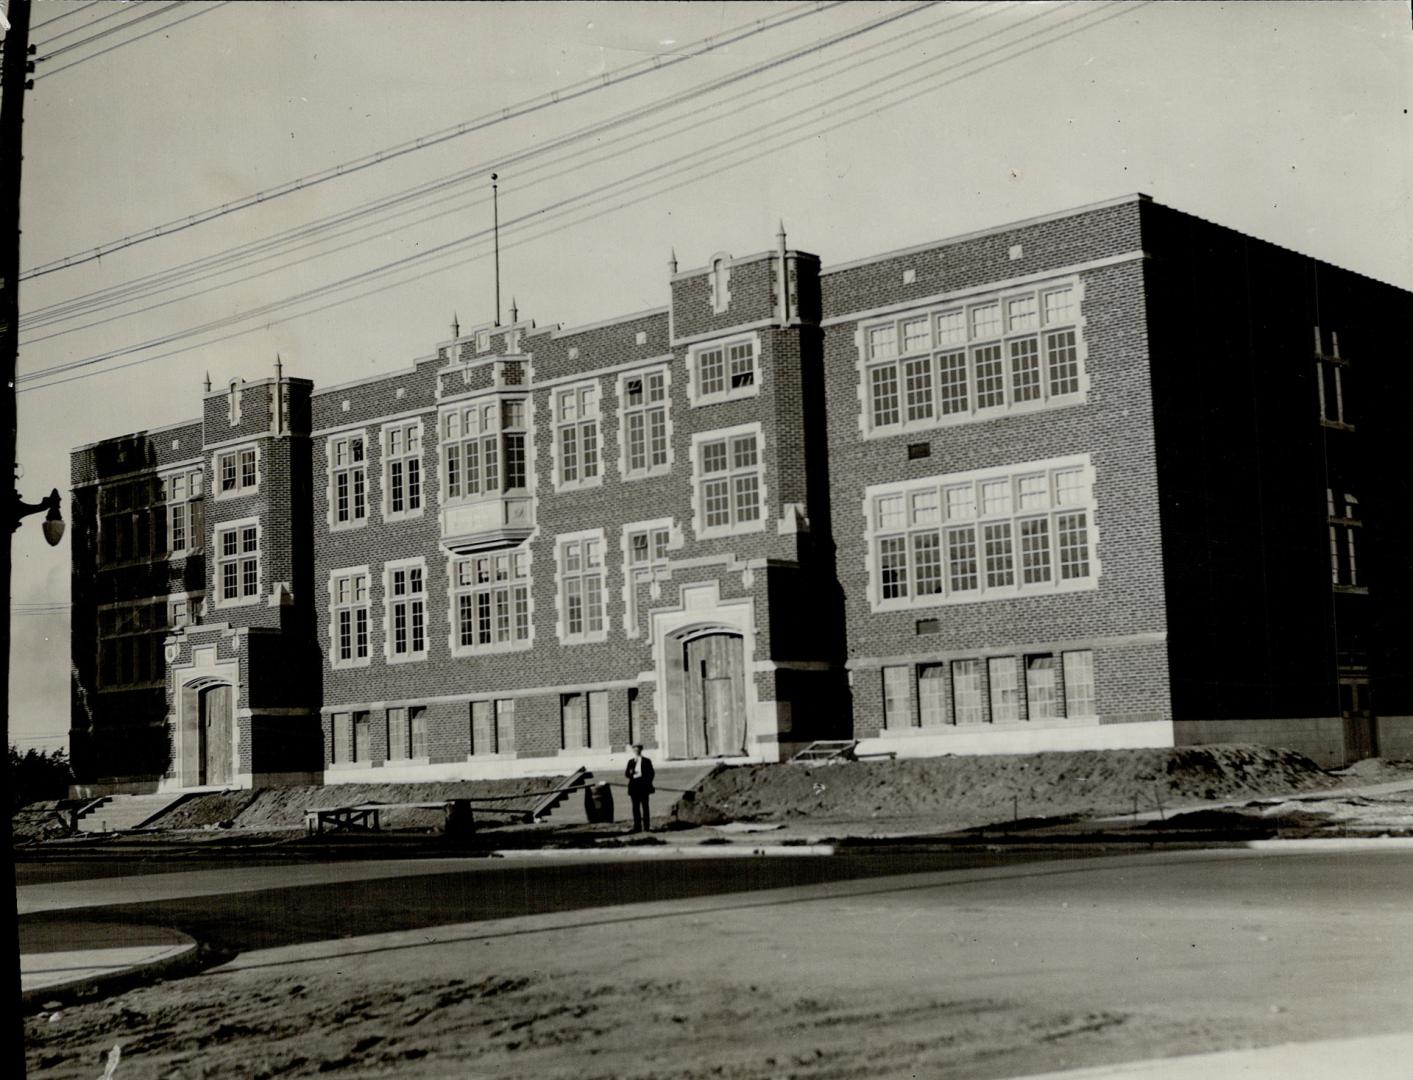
[[620, 516, 681, 639], [855, 276, 1088, 439], [616, 365, 674, 481], [160, 464, 205, 556], [554, 527, 610, 645], [381, 418, 425, 522], [213, 442, 261, 500], [686, 330, 762, 408], [383, 556, 430, 664], [214, 516, 263, 609], [326, 428, 370, 532], [167, 590, 201, 630], [327, 565, 373, 671], [690, 421, 769, 541], [862, 454, 1100, 613], [446, 547, 536, 657], [551, 379, 604, 493]]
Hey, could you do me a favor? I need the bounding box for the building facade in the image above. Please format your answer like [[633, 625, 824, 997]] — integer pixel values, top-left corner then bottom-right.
[[68, 195, 1413, 793]]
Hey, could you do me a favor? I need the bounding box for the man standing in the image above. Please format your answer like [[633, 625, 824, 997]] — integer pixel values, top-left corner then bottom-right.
[[624, 743, 655, 833]]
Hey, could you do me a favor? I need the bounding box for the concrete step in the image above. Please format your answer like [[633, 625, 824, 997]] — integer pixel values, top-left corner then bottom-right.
[[542, 761, 725, 827], [75, 793, 190, 834]]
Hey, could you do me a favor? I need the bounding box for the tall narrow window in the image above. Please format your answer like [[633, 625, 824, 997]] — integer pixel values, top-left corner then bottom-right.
[[330, 569, 370, 667], [951, 660, 985, 724], [882, 666, 911, 729], [384, 421, 423, 519], [556, 384, 601, 488], [988, 656, 1021, 723], [559, 534, 606, 642], [216, 522, 260, 605], [1062, 651, 1096, 718], [561, 692, 606, 749], [386, 561, 427, 661], [163, 468, 203, 555], [917, 664, 947, 727], [622, 369, 671, 478], [1025, 655, 1061, 721], [471, 700, 496, 755], [1328, 491, 1363, 590], [387, 706, 409, 761], [329, 434, 367, 527]]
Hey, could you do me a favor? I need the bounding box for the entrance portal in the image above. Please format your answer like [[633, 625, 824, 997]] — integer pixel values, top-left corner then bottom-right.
[[683, 632, 747, 757], [199, 683, 233, 786]]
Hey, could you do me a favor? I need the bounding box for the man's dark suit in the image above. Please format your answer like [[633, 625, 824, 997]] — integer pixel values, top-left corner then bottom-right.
[[625, 753, 655, 832]]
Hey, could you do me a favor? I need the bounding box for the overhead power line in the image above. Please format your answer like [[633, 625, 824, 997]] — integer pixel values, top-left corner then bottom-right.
[[33, 0, 183, 62], [34, 1, 230, 82], [31, 1, 142, 47], [19, 0, 1141, 395], [30, 0, 101, 32], [19, 0, 838, 280], [21, 0, 952, 342]]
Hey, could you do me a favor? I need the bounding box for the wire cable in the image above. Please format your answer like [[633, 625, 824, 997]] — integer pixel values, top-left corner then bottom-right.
[[19, 0, 838, 279], [30, 0, 102, 32], [34, 1, 230, 81], [33, 0, 184, 62], [31, 1, 142, 47]]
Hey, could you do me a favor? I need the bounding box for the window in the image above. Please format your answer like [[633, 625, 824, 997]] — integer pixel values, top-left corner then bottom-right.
[[1025, 654, 1061, 721], [332, 710, 372, 764], [470, 699, 517, 756], [561, 690, 608, 750], [168, 593, 197, 629], [882, 666, 911, 729], [623, 520, 674, 638], [328, 433, 367, 527], [452, 551, 531, 654], [329, 569, 371, 668], [951, 660, 985, 724], [441, 398, 528, 502], [1315, 330, 1352, 429], [917, 664, 947, 727], [558, 533, 607, 642], [555, 383, 601, 489], [385, 560, 428, 661], [691, 336, 758, 404], [163, 468, 204, 556], [387, 706, 427, 761], [621, 368, 671, 478], [215, 445, 258, 496], [1328, 491, 1363, 590], [1062, 651, 1096, 718], [383, 421, 423, 519], [215, 520, 261, 606], [694, 426, 765, 538], [97, 599, 169, 690], [988, 656, 1021, 723], [867, 457, 1097, 611], [627, 525, 671, 570], [862, 281, 1083, 434]]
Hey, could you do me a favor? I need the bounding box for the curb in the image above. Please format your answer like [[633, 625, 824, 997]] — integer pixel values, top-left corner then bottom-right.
[[489, 843, 836, 859], [20, 929, 206, 1012]]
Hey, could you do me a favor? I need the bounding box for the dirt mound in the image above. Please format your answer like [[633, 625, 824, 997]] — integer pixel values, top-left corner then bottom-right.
[[152, 790, 262, 830], [681, 745, 1337, 832], [221, 777, 568, 830]]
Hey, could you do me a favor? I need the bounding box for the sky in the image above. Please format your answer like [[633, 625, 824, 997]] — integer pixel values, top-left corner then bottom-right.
[[7, 0, 1412, 751]]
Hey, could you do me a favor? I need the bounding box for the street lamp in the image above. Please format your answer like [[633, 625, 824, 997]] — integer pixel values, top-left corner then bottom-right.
[[11, 488, 64, 547]]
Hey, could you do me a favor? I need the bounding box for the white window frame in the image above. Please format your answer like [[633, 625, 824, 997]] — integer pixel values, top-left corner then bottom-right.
[[448, 549, 534, 657], [690, 422, 768, 540], [213, 516, 262, 609], [328, 566, 372, 670], [621, 517, 678, 638], [167, 590, 200, 630], [326, 430, 369, 530], [552, 380, 603, 492], [161, 466, 204, 556], [383, 557, 429, 663], [858, 279, 1086, 438], [618, 366, 673, 480], [213, 443, 260, 499], [1327, 490, 1364, 592], [439, 396, 530, 505], [863, 454, 1099, 612], [1062, 650, 1097, 718], [687, 331, 761, 407], [555, 528, 609, 644], [381, 419, 425, 522], [386, 705, 429, 762]]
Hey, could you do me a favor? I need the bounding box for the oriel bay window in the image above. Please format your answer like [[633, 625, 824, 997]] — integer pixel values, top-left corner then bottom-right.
[[452, 551, 531, 654], [442, 398, 528, 502], [868, 456, 1097, 611], [862, 280, 1083, 435]]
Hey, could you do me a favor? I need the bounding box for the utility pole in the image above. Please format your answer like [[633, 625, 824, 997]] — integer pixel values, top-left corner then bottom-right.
[[491, 172, 501, 327], [2, 1, 35, 1071]]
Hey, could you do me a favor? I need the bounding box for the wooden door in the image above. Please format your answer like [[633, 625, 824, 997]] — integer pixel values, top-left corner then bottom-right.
[[684, 634, 746, 757], [201, 684, 233, 786]]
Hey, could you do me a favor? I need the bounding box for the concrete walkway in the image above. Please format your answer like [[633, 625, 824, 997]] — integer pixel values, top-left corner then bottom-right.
[[20, 921, 196, 1002]]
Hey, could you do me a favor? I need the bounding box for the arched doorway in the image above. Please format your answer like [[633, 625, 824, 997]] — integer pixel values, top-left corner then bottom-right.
[[196, 683, 233, 786], [682, 631, 747, 758]]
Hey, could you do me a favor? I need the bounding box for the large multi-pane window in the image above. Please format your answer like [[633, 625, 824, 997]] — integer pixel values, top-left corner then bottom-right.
[[623, 521, 673, 637], [215, 521, 260, 606], [694, 338, 757, 403], [215, 446, 258, 495], [329, 569, 370, 668], [100, 470, 203, 564], [97, 599, 169, 689], [383, 421, 423, 519], [862, 281, 1082, 434], [555, 383, 601, 489], [867, 457, 1097, 610], [561, 690, 609, 750], [558, 534, 606, 642], [695, 427, 764, 537], [164, 468, 204, 556], [882, 665, 911, 729], [452, 551, 531, 654], [328, 433, 367, 527], [387, 706, 428, 760], [1327, 490, 1363, 590], [385, 560, 427, 661], [442, 398, 527, 501], [471, 699, 516, 755], [331, 710, 371, 764], [622, 368, 670, 478]]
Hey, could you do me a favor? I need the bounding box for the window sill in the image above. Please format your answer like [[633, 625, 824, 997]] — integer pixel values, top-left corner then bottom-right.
[[879, 715, 1099, 737], [1332, 585, 1369, 596], [623, 466, 673, 483], [560, 632, 610, 646], [691, 385, 759, 408], [214, 488, 260, 501], [875, 577, 1098, 612], [555, 477, 604, 494], [1319, 420, 1355, 433], [329, 519, 369, 533], [696, 518, 767, 542], [329, 657, 373, 672], [387, 652, 430, 665], [383, 756, 431, 768], [215, 595, 263, 610], [866, 393, 1085, 439], [326, 760, 375, 771], [451, 641, 533, 658], [383, 509, 426, 523]]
